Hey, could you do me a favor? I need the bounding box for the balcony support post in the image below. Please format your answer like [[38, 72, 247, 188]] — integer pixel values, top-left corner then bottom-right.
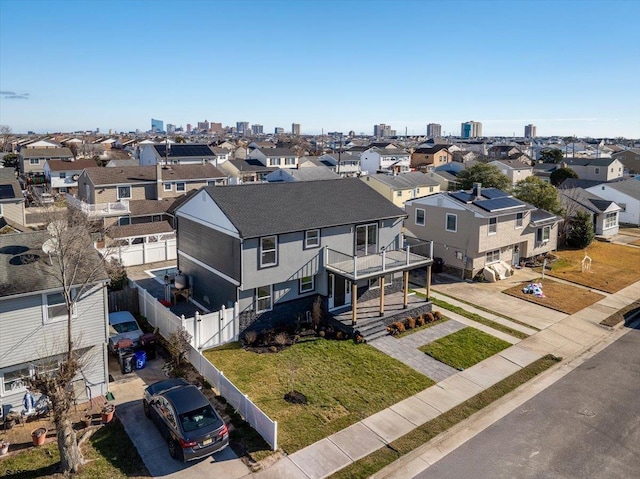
[[425, 264, 432, 302], [351, 282, 358, 326], [403, 270, 409, 309], [379, 275, 385, 317]]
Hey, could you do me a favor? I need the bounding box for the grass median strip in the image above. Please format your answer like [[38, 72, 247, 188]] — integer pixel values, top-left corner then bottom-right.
[[330, 354, 562, 479], [424, 295, 529, 340]]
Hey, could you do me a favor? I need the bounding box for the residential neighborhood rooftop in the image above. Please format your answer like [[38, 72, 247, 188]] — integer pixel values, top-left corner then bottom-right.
[[83, 164, 225, 185]]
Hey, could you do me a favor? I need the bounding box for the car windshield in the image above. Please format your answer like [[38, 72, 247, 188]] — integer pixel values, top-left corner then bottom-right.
[[179, 405, 221, 432], [111, 321, 139, 334]]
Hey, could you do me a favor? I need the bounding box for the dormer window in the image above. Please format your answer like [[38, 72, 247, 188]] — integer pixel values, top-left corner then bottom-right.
[[117, 186, 131, 200]]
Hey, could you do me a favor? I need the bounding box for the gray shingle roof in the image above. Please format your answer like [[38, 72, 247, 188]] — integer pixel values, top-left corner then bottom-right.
[[258, 148, 298, 157], [200, 178, 407, 238], [367, 172, 440, 189], [128, 198, 175, 216], [559, 188, 620, 214], [21, 147, 73, 158], [0, 230, 108, 297], [84, 164, 225, 185], [46, 159, 96, 171], [603, 178, 640, 200]]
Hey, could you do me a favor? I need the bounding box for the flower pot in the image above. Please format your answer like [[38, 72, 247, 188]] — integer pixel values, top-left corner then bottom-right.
[[31, 427, 47, 447], [82, 414, 93, 428], [0, 442, 9, 456], [101, 404, 115, 424]]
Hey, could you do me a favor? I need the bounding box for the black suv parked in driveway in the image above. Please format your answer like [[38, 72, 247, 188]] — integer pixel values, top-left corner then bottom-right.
[[143, 378, 229, 462]]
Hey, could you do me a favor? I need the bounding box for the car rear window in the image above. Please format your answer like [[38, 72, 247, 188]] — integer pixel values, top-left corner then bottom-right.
[[112, 321, 139, 334], [179, 405, 221, 432]]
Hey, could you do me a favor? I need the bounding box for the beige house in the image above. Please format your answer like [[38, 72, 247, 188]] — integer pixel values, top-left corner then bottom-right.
[[73, 163, 226, 226], [405, 184, 560, 279], [361, 172, 440, 208], [489, 159, 534, 185], [19, 147, 73, 175]]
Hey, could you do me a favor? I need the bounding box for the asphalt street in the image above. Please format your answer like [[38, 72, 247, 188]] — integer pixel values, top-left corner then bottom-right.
[[415, 326, 640, 479]]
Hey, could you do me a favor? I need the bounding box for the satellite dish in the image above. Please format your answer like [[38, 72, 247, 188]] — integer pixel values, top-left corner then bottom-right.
[[72, 174, 80, 181], [42, 237, 59, 255]]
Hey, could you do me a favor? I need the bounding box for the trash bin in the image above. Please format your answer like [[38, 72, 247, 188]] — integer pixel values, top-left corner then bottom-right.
[[140, 333, 157, 360], [432, 257, 444, 274], [134, 350, 147, 370], [118, 348, 135, 374]]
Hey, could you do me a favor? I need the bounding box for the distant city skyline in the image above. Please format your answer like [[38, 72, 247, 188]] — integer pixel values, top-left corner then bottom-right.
[[1, 0, 639, 138]]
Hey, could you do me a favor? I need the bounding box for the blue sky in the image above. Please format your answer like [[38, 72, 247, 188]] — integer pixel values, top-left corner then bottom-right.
[[1, 0, 639, 137]]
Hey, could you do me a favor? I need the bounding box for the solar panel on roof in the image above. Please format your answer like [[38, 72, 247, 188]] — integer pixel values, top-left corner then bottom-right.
[[479, 188, 508, 199], [450, 191, 475, 203], [0, 184, 15, 199], [475, 197, 525, 212]]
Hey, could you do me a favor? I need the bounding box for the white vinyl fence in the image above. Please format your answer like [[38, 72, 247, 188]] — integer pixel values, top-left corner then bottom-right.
[[99, 238, 177, 267], [131, 281, 278, 450]]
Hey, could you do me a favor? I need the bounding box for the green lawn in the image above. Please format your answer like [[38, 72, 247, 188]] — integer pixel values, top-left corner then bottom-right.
[[204, 338, 433, 453], [419, 327, 511, 370], [0, 420, 147, 479]]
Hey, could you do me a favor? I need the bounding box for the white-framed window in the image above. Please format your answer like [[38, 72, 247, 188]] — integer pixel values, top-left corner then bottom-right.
[[43, 290, 76, 324], [488, 217, 497, 235], [117, 185, 131, 200], [396, 190, 402, 197], [29, 158, 40, 165], [118, 216, 130, 226], [260, 235, 278, 267], [356, 223, 378, 256], [59, 172, 66, 179], [595, 167, 600, 174], [255, 285, 272, 312], [285, 157, 296, 165], [175, 182, 186, 192], [515, 212, 524, 228], [1, 365, 31, 396], [269, 158, 281, 166], [446, 213, 457, 232], [486, 249, 500, 264], [300, 275, 314, 293], [415, 208, 425, 226], [163, 183, 172, 191], [305, 229, 320, 248], [537, 225, 550, 243], [604, 212, 617, 229]]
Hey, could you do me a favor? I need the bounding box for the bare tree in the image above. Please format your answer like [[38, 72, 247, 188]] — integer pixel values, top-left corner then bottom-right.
[[0, 124, 13, 152], [28, 205, 111, 474]]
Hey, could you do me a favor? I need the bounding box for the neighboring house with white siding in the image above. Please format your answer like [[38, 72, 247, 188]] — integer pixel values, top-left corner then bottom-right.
[[0, 169, 26, 231], [586, 178, 640, 226], [0, 231, 110, 414]]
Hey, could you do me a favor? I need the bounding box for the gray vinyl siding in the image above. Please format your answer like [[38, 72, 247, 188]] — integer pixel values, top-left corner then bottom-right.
[[178, 255, 237, 310], [1, 201, 25, 226], [178, 217, 241, 281], [0, 283, 108, 371]]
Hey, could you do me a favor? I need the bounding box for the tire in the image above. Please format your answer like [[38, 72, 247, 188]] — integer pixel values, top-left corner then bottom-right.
[[168, 438, 179, 459]]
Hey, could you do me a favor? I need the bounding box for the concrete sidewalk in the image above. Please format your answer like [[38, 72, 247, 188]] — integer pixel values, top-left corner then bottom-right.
[[249, 278, 640, 479]]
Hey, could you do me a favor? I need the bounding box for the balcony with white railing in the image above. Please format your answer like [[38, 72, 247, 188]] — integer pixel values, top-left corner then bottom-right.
[[66, 193, 130, 217], [325, 242, 433, 280]]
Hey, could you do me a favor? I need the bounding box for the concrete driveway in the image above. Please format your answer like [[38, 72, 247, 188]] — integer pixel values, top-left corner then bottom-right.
[[108, 354, 249, 479]]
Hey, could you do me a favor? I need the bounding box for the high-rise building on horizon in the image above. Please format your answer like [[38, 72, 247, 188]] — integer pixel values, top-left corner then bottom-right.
[[186, 124, 192, 133], [251, 124, 264, 135], [524, 124, 537, 138], [197, 120, 210, 132], [274, 127, 284, 135], [237, 121, 249, 135], [292, 123, 301, 135], [210, 122, 223, 133], [374, 123, 392, 137], [461, 121, 482, 138], [151, 118, 164, 133], [427, 123, 442, 138], [166, 123, 176, 134]]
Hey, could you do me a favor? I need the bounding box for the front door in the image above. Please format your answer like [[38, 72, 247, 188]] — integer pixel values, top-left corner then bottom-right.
[[512, 244, 520, 266], [328, 274, 352, 310]]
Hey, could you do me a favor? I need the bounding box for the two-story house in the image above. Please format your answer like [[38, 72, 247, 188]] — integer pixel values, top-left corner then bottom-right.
[[0, 231, 110, 413], [405, 183, 560, 279], [361, 172, 441, 208], [174, 179, 432, 331], [411, 145, 452, 172], [612, 149, 640, 175], [19, 147, 73, 175], [72, 163, 226, 227], [559, 187, 621, 237], [317, 151, 362, 177], [361, 147, 411, 175], [43, 159, 96, 195], [248, 148, 299, 169], [489, 159, 534, 185], [219, 159, 277, 184], [562, 158, 624, 182]]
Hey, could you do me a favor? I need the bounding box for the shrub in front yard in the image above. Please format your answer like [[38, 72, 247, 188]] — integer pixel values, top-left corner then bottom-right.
[[244, 330, 258, 345], [425, 312, 435, 323], [416, 316, 426, 327], [405, 317, 416, 329], [433, 310, 442, 321]]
